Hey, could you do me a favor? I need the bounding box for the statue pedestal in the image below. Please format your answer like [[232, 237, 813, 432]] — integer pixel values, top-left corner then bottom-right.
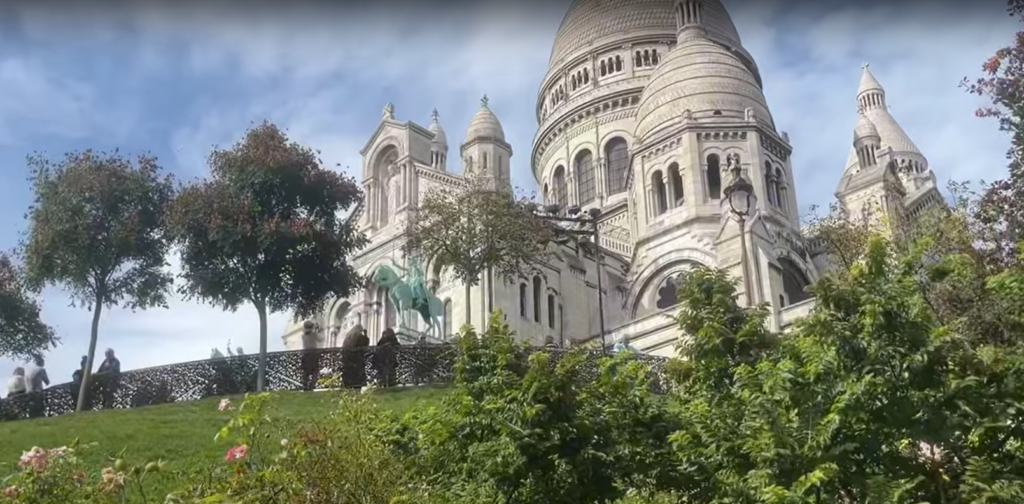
[[393, 327, 447, 345]]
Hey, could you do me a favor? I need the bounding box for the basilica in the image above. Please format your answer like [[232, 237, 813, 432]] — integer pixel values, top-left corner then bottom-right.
[[282, 0, 944, 356]]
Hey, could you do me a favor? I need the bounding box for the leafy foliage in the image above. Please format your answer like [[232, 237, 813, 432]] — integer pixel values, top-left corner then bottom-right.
[[168, 121, 367, 391], [0, 253, 56, 360], [668, 235, 1024, 503], [963, 6, 1024, 268], [804, 202, 875, 272], [403, 175, 554, 323], [383, 312, 681, 504], [21, 150, 175, 411]]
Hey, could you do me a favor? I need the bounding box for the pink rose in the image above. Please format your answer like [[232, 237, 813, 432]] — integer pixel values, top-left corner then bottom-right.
[[224, 444, 249, 462]]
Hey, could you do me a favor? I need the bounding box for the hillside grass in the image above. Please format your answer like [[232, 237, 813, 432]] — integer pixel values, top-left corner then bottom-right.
[[0, 385, 450, 495]]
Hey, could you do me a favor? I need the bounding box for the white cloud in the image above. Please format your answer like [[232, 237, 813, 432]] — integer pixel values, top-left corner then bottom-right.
[[1, 0, 1020, 387]]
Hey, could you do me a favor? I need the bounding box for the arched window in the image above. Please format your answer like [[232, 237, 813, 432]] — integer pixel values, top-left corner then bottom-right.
[[779, 258, 811, 305], [543, 183, 550, 205], [604, 137, 629, 196], [519, 283, 528, 318], [553, 165, 568, 208], [651, 49, 659, 65], [774, 168, 786, 212], [442, 299, 453, 336], [706, 154, 722, 200], [600, 60, 607, 76], [575, 149, 596, 205], [532, 276, 542, 323], [668, 163, 684, 207], [571, 75, 577, 90], [763, 161, 776, 206], [547, 294, 556, 328], [643, 50, 651, 66], [614, 55, 622, 72], [634, 51, 642, 67], [652, 170, 667, 216], [655, 275, 681, 310]]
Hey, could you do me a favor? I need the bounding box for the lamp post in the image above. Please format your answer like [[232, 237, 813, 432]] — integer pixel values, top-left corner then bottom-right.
[[722, 158, 756, 306], [536, 204, 608, 354]]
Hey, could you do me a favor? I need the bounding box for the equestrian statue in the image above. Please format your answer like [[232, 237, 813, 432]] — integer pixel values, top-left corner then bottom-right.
[[373, 257, 445, 340]]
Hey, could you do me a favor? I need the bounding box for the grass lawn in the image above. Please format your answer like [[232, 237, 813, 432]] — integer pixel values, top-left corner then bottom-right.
[[0, 385, 449, 496]]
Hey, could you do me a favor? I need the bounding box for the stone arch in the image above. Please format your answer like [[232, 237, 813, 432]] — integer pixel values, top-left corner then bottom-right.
[[366, 138, 403, 178], [329, 300, 351, 347], [650, 169, 667, 216], [778, 256, 813, 306], [631, 259, 705, 318], [626, 246, 716, 317]]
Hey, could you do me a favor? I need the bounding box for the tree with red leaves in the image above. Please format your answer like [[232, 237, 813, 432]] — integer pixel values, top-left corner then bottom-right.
[[22, 151, 176, 412], [962, 1, 1024, 268], [169, 121, 367, 392]]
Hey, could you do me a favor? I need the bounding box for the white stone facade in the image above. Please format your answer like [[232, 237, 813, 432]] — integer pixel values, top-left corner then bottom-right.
[[282, 0, 943, 357]]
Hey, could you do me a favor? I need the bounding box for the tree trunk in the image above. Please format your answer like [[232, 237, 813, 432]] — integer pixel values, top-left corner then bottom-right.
[[76, 295, 104, 413], [464, 280, 472, 326], [255, 299, 268, 392]]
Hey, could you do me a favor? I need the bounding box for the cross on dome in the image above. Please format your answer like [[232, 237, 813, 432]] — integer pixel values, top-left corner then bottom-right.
[[480, 94, 489, 108], [861, 62, 870, 70], [431, 108, 440, 122]]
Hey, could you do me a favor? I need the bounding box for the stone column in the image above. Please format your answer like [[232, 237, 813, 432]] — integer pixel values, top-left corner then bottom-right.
[[365, 180, 376, 228]]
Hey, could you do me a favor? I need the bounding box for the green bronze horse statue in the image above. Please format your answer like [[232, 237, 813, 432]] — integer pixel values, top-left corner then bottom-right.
[[373, 260, 444, 340]]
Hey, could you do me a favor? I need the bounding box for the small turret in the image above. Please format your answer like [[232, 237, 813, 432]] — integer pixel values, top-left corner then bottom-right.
[[428, 108, 448, 171], [460, 95, 513, 188], [852, 111, 880, 169]]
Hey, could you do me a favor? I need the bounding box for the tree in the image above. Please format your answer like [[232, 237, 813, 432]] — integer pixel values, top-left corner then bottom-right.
[[962, 5, 1024, 267], [22, 150, 175, 412], [385, 312, 682, 504], [403, 175, 553, 326], [804, 202, 874, 272], [168, 121, 366, 392], [668, 232, 1024, 503], [0, 252, 57, 360]]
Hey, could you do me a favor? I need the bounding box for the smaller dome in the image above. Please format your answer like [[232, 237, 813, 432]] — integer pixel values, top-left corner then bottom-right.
[[853, 112, 879, 143], [464, 95, 505, 144], [634, 37, 772, 144], [428, 108, 447, 147]]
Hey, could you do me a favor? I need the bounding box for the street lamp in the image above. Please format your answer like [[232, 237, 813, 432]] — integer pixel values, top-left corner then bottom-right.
[[534, 204, 608, 354], [722, 158, 756, 305]]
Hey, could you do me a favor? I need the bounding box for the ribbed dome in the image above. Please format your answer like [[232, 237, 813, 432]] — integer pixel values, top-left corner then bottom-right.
[[634, 35, 772, 143], [853, 112, 879, 142], [428, 108, 447, 147], [548, 0, 743, 68], [464, 96, 505, 144]]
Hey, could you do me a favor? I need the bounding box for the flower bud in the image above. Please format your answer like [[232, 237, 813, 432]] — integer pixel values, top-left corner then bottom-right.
[[114, 459, 127, 471]]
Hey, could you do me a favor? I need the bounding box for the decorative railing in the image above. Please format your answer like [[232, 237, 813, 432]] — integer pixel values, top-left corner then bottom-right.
[[0, 345, 671, 423]]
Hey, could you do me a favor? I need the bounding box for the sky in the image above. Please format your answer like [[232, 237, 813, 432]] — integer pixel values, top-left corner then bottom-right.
[[0, 0, 1018, 385]]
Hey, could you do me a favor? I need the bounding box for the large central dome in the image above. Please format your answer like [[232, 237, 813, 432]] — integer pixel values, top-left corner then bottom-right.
[[547, 0, 744, 68]]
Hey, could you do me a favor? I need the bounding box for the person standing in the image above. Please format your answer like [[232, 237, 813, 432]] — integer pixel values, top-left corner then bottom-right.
[[300, 321, 322, 391], [26, 355, 50, 393], [96, 348, 121, 409], [71, 356, 89, 409], [25, 355, 50, 418]]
